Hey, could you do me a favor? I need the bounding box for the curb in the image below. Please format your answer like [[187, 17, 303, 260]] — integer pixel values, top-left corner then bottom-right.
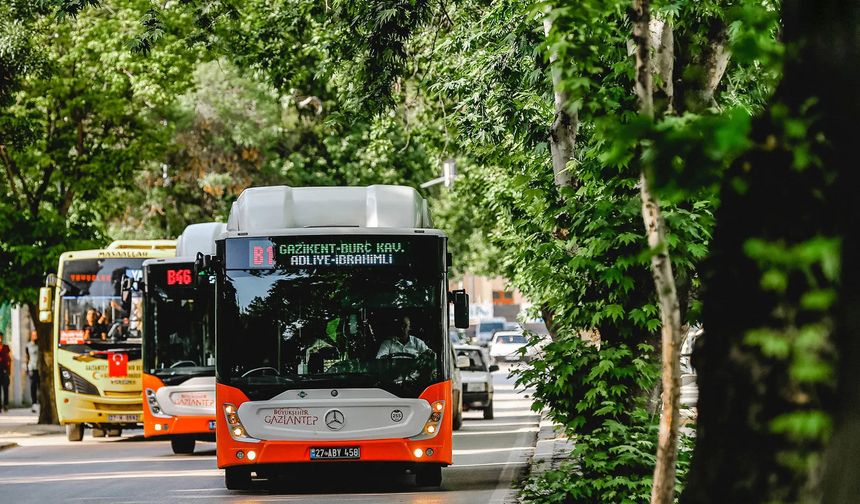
[[525, 416, 575, 480]]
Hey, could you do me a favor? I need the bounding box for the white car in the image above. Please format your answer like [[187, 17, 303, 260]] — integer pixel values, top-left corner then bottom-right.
[[454, 344, 498, 419], [450, 347, 465, 430], [489, 331, 533, 363], [475, 317, 507, 346]]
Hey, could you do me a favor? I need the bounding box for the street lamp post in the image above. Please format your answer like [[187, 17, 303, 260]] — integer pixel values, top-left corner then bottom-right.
[[421, 159, 457, 189]]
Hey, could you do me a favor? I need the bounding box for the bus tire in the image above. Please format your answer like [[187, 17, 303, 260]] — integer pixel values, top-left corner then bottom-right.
[[415, 465, 442, 488], [66, 423, 84, 442], [225, 467, 251, 490], [483, 400, 494, 420], [92, 428, 106, 438], [106, 428, 122, 437], [452, 392, 463, 431], [171, 437, 196, 454]]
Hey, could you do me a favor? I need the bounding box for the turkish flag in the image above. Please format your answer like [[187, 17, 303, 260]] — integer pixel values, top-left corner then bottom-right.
[[108, 352, 128, 377]]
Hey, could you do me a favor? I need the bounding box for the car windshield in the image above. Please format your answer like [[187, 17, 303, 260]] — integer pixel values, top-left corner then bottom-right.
[[58, 258, 145, 356], [479, 322, 505, 333], [218, 235, 445, 400], [456, 348, 486, 372], [144, 263, 215, 379], [495, 334, 527, 344]]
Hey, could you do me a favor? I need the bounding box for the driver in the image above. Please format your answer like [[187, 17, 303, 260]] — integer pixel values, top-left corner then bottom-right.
[[376, 316, 431, 358]]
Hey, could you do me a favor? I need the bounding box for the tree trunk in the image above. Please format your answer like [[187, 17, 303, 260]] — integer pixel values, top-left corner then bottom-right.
[[540, 304, 561, 341], [651, 18, 674, 113], [817, 0, 860, 500], [543, 16, 578, 188], [632, 2, 684, 503], [27, 302, 58, 425], [682, 1, 844, 501], [641, 173, 683, 504]]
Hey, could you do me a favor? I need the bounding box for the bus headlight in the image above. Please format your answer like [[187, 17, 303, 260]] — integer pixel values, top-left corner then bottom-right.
[[145, 388, 170, 418], [222, 403, 259, 444], [58, 365, 99, 396], [411, 400, 444, 440]]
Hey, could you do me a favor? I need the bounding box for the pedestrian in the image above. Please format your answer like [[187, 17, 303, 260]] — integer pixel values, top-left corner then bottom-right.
[[25, 330, 39, 412], [0, 330, 11, 412]]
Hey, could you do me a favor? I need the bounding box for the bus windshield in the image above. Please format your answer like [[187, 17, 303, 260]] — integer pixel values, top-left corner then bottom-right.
[[58, 258, 145, 355], [144, 263, 215, 381], [218, 235, 445, 400]]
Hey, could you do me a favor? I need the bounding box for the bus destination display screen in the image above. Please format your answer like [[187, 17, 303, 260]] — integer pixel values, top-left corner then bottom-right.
[[226, 236, 433, 270], [166, 268, 193, 286]]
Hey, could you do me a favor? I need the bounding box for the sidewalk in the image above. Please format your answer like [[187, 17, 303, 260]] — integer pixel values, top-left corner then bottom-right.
[[527, 415, 575, 479], [0, 407, 64, 450]]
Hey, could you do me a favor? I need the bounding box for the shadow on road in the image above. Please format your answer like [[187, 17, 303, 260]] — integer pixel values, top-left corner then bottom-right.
[[226, 464, 503, 495]]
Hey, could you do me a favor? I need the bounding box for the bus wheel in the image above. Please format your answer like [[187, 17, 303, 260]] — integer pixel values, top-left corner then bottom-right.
[[415, 465, 442, 488], [225, 467, 251, 490], [92, 428, 106, 438], [452, 396, 463, 431], [106, 428, 122, 437], [66, 423, 84, 442], [483, 400, 494, 420], [171, 438, 196, 454]]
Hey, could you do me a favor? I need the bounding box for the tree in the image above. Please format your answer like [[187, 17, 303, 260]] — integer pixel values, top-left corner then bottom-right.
[[683, 0, 857, 501], [0, 0, 196, 423]]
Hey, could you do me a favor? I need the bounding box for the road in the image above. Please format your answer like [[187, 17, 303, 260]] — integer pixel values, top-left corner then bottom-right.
[[0, 367, 537, 503]]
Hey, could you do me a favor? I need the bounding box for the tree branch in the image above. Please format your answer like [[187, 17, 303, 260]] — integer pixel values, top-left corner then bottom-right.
[[0, 146, 23, 206], [31, 165, 56, 216], [0, 144, 35, 209]]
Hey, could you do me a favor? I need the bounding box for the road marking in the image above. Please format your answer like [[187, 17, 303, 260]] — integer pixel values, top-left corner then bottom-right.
[[450, 461, 530, 468], [454, 446, 535, 455], [0, 455, 213, 467], [460, 421, 539, 427], [0, 469, 222, 485], [454, 427, 540, 436]]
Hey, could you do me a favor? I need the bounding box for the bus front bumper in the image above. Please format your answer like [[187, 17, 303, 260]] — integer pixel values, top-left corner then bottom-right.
[[57, 390, 142, 425], [144, 414, 216, 439], [216, 381, 454, 469], [217, 437, 452, 469]]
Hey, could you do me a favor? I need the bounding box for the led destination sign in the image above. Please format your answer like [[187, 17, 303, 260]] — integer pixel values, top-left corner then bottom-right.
[[166, 268, 192, 286], [248, 238, 409, 268]]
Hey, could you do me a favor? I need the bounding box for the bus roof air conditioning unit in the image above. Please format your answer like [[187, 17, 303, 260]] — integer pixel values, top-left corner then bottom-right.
[[226, 185, 432, 232]]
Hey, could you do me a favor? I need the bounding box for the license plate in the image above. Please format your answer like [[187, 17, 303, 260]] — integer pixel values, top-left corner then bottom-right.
[[208, 420, 216, 430], [107, 414, 140, 422], [309, 447, 360, 460], [504, 355, 520, 361]]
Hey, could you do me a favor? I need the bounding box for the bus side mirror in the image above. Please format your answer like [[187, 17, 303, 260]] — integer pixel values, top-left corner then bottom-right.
[[194, 252, 219, 282], [38, 287, 53, 323], [451, 289, 469, 329], [120, 277, 138, 314]]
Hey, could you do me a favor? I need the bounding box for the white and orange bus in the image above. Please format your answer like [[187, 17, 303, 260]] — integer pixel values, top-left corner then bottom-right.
[[140, 223, 225, 454], [206, 185, 469, 490]]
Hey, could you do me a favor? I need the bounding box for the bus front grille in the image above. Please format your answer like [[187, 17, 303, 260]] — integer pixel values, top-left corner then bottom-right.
[[102, 391, 142, 398]]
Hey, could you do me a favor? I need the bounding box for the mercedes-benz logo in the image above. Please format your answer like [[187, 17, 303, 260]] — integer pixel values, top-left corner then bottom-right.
[[325, 409, 345, 431]]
